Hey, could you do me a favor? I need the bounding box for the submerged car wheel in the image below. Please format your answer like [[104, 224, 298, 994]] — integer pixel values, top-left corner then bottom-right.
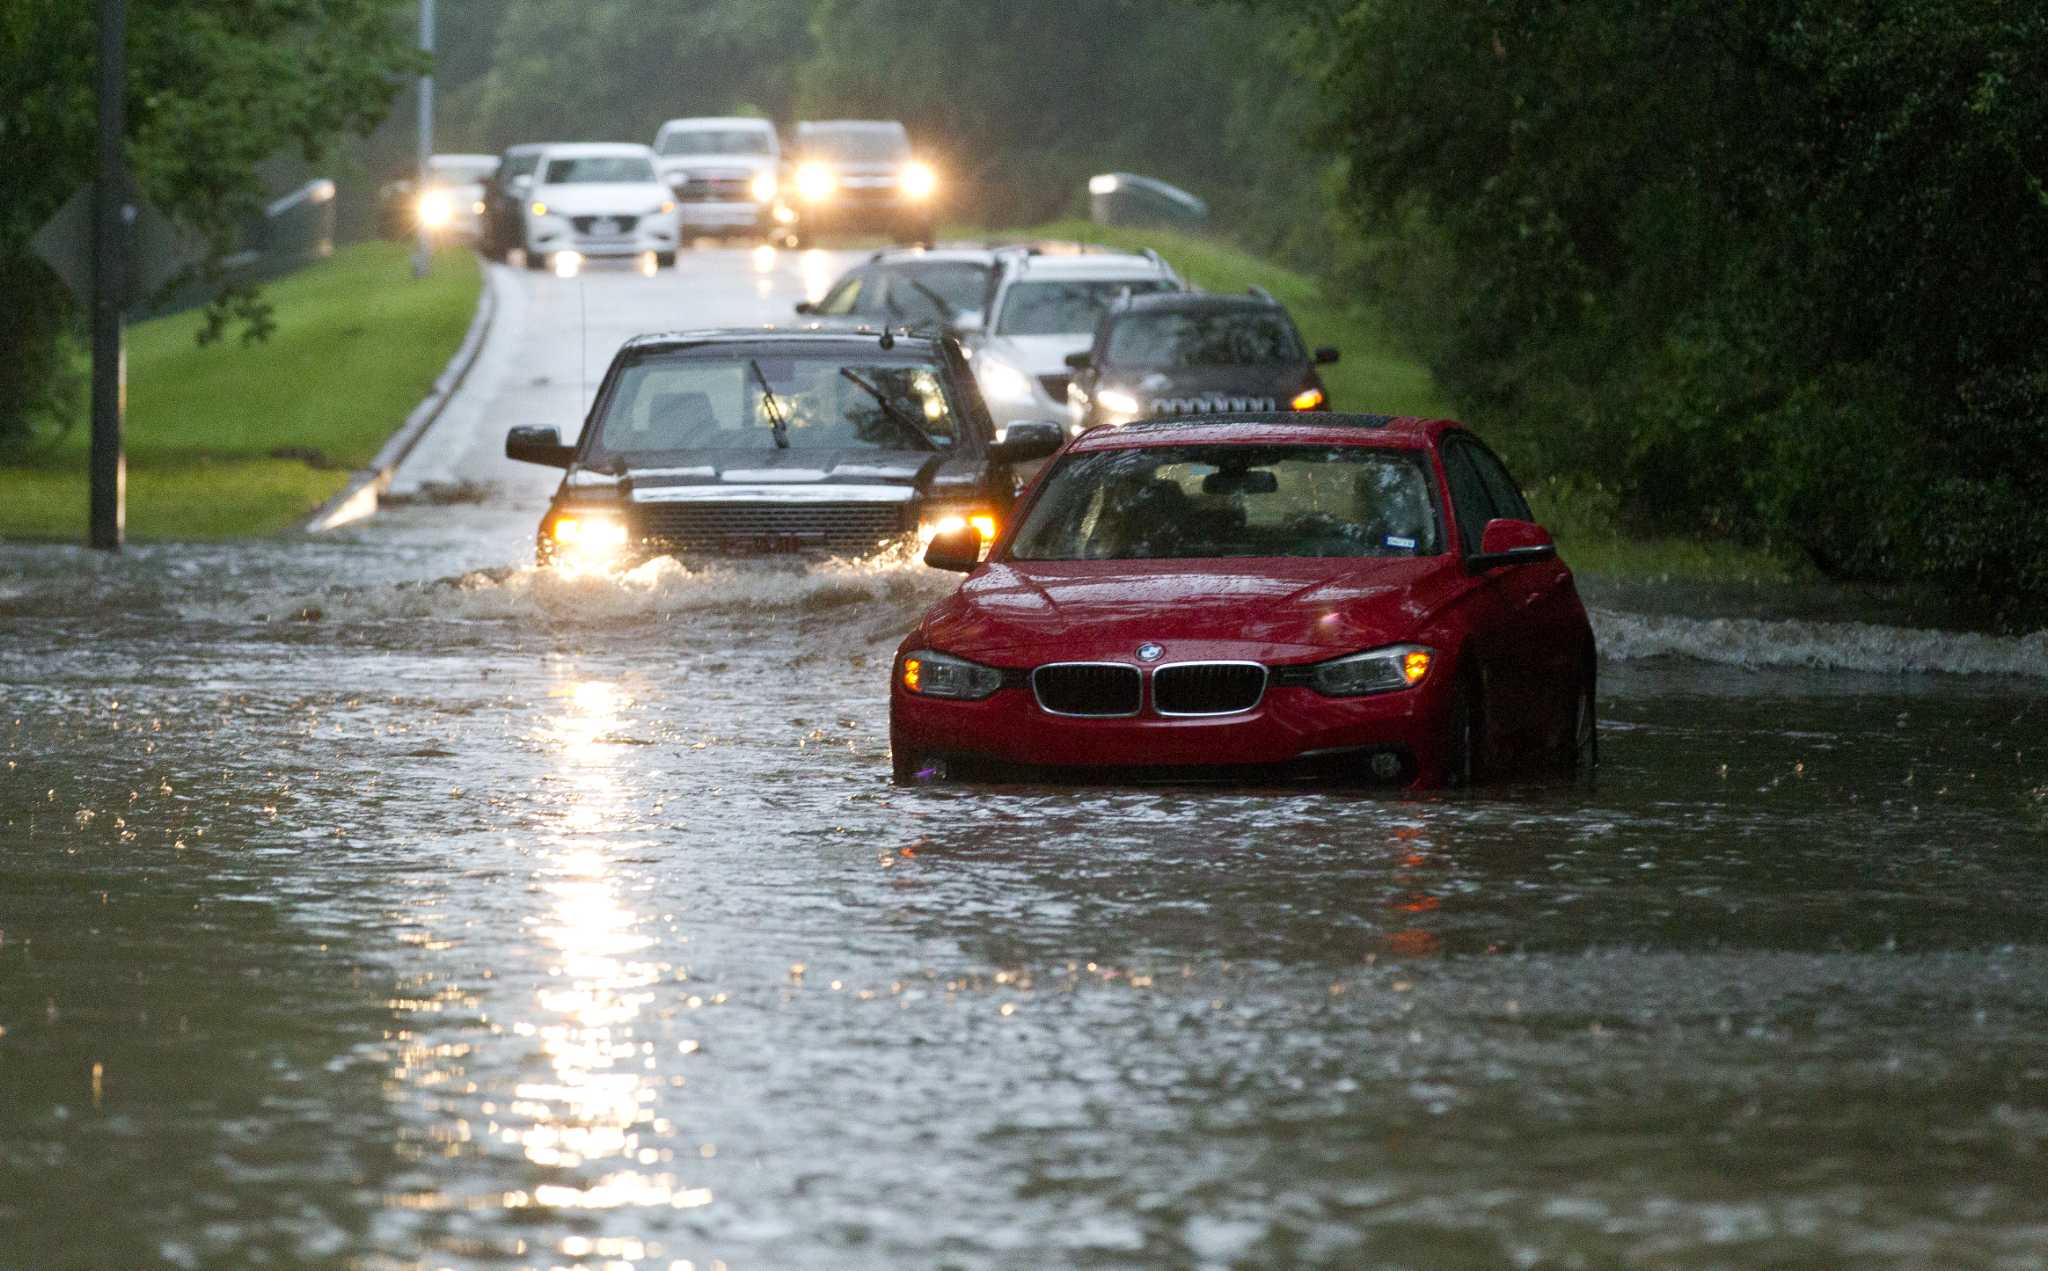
[[1444, 673, 1480, 789], [1563, 675, 1598, 780], [891, 748, 946, 785]]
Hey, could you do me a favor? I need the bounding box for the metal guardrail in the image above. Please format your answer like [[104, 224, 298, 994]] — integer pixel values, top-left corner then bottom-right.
[[1088, 173, 1209, 228], [140, 178, 337, 317]]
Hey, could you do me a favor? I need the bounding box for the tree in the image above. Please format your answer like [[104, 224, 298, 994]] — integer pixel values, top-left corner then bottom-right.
[[0, 0, 422, 448], [1267, 0, 2048, 601]]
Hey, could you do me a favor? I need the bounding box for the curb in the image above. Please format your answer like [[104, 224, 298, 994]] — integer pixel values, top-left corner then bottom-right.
[[305, 255, 501, 532]]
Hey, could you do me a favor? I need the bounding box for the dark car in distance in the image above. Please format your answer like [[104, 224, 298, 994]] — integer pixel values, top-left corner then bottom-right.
[[479, 143, 548, 261], [504, 330, 1063, 565], [1066, 290, 1338, 431]]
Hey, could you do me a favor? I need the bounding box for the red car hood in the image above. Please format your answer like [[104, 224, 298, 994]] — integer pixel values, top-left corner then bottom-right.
[[918, 556, 1463, 665]]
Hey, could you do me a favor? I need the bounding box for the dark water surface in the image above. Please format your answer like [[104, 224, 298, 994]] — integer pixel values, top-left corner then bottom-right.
[[4, 503, 2044, 1270]]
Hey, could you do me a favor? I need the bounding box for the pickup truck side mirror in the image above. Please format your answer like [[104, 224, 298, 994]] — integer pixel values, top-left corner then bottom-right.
[[1063, 350, 1092, 370], [505, 425, 575, 468], [991, 420, 1064, 464], [1314, 346, 1341, 365], [794, 300, 816, 315], [923, 526, 982, 572]]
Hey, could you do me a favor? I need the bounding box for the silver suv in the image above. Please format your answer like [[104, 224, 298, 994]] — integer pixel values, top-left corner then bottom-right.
[[959, 246, 1183, 435]]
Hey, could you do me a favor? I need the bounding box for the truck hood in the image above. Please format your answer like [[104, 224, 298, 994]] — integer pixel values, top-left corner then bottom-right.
[[1104, 364, 1315, 403], [657, 155, 776, 179], [565, 448, 983, 500], [980, 333, 1092, 376]]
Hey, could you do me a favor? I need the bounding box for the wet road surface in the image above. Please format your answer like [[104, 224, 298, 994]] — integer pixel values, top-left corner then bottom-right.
[[4, 247, 2048, 1270]]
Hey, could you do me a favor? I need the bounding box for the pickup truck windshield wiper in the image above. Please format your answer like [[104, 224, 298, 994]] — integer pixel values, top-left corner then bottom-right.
[[839, 368, 939, 451], [750, 359, 790, 449]]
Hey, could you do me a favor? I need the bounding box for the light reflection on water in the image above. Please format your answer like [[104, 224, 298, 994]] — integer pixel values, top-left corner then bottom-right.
[[3, 531, 2047, 1268]]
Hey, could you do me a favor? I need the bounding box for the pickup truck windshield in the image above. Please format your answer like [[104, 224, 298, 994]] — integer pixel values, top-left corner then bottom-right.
[[659, 130, 774, 157], [593, 354, 964, 456]]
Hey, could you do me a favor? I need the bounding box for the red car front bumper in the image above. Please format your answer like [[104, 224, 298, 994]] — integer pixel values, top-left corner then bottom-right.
[[890, 671, 1452, 787]]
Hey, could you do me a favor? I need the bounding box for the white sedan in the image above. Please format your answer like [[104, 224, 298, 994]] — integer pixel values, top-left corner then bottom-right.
[[522, 143, 681, 270]]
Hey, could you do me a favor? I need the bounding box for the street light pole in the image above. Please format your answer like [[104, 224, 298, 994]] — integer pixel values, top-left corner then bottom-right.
[[90, 0, 128, 550], [411, 0, 435, 279]]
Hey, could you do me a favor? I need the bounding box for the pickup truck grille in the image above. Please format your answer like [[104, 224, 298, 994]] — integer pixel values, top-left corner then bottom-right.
[[1152, 663, 1267, 716], [1148, 395, 1279, 418], [633, 501, 909, 552], [671, 175, 754, 202], [1031, 664, 1142, 717]]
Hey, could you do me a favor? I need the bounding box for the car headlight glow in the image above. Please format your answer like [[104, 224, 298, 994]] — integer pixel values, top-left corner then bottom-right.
[[417, 190, 453, 229], [551, 514, 629, 551], [1291, 386, 1327, 411], [921, 512, 999, 542], [977, 359, 1036, 404], [900, 649, 1003, 700], [530, 200, 549, 217], [795, 163, 836, 202], [1094, 388, 1141, 417], [1308, 644, 1435, 696], [900, 162, 937, 199], [750, 171, 778, 202], [659, 200, 676, 215]]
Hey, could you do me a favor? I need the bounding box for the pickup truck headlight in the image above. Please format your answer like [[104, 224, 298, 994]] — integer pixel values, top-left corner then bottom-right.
[[1309, 644, 1434, 696], [977, 359, 1035, 404], [900, 162, 937, 199], [417, 190, 453, 229], [549, 513, 630, 566], [751, 171, 778, 202], [900, 649, 1003, 700], [795, 163, 836, 202], [1094, 388, 1141, 417]]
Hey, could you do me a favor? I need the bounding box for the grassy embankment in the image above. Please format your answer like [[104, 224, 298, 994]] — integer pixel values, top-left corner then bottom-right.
[[984, 219, 1803, 584], [0, 241, 480, 542]]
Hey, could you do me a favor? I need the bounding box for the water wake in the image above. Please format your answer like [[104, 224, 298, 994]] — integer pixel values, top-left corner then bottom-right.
[[1594, 608, 2048, 678]]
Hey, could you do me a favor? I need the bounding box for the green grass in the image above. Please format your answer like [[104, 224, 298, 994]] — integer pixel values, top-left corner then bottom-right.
[[971, 219, 1806, 584], [0, 241, 481, 543]]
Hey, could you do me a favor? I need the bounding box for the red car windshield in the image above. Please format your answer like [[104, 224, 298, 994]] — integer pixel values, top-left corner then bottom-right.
[[1009, 444, 1442, 560]]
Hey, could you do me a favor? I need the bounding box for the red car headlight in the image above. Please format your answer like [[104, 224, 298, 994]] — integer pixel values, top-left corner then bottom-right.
[[901, 649, 1003, 701], [1308, 644, 1434, 696]]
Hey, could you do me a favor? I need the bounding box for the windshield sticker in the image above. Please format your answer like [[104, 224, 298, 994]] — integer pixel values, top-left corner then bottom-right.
[[1384, 535, 1418, 550]]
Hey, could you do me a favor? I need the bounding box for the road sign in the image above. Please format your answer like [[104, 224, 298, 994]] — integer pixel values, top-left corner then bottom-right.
[[30, 182, 202, 308]]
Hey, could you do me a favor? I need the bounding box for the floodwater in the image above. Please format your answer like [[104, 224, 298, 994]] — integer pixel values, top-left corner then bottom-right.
[[4, 252, 2047, 1270]]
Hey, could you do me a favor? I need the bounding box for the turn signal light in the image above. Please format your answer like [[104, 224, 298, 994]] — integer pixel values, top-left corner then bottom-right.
[[1291, 387, 1326, 411], [902, 657, 923, 692], [1401, 649, 1432, 685], [530, 201, 548, 217]]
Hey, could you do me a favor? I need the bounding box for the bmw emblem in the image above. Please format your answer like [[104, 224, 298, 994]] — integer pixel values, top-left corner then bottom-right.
[[1136, 643, 1164, 663]]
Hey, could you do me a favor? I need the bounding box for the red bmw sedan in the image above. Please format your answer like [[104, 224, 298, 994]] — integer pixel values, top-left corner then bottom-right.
[[889, 414, 1597, 788]]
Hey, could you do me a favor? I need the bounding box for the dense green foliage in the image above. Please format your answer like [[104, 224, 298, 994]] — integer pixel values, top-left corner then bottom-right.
[[0, 0, 422, 449], [0, 243, 479, 542], [1282, 0, 2048, 603]]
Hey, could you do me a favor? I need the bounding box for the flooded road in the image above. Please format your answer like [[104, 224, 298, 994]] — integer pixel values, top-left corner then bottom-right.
[[4, 249, 2047, 1270]]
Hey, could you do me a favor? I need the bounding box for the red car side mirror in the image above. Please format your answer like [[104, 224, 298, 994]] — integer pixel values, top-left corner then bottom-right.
[[1470, 517, 1557, 568]]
